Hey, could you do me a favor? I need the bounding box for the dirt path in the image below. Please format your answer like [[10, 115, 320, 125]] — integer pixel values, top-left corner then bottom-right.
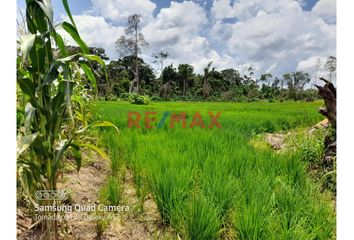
[[60, 153, 163, 240], [103, 170, 163, 240], [17, 152, 170, 240]]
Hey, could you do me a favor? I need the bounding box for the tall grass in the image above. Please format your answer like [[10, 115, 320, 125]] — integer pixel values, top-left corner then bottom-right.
[[92, 101, 335, 239]]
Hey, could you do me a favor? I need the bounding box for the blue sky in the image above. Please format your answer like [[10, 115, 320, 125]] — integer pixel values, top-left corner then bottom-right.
[[17, 0, 336, 79]]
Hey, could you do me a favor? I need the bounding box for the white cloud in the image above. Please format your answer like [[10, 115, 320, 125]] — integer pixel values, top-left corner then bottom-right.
[[58, 14, 124, 59], [209, 0, 336, 76], [143, 1, 207, 42], [142, 1, 225, 72], [312, 0, 336, 24], [211, 0, 302, 21], [297, 56, 328, 84], [211, 0, 234, 20], [91, 0, 156, 25], [56, 0, 336, 77]]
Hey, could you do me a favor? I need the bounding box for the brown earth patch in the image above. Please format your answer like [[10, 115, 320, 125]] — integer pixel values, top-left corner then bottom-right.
[[17, 151, 171, 239]]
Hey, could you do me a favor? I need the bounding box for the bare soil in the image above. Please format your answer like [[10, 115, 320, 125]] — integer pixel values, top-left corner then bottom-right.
[[17, 152, 173, 240]]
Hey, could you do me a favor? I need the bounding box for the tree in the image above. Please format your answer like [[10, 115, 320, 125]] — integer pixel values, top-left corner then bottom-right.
[[108, 56, 155, 95], [208, 70, 227, 96], [177, 64, 194, 96], [203, 62, 214, 99], [283, 71, 311, 100], [242, 66, 259, 99], [221, 68, 242, 86], [260, 73, 272, 86], [115, 14, 149, 93], [325, 56, 336, 82], [160, 64, 177, 99], [153, 51, 169, 76], [314, 58, 322, 87]]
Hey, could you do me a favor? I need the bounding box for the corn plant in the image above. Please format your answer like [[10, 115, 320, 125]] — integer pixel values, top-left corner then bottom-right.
[[17, 0, 117, 238]]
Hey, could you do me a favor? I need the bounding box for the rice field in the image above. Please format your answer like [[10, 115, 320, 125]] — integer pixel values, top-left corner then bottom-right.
[[93, 101, 335, 240]]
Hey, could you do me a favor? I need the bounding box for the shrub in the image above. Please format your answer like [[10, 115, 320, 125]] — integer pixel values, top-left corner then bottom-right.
[[120, 93, 133, 101], [105, 94, 118, 101], [151, 95, 162, 101], [220, 91, 234, 101], [130, 94, 150, 105]]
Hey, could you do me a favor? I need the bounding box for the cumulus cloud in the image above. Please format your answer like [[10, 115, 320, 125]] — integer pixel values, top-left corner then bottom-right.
[[56, 0, 336, 77], [311, 0, 336, 24], [90, 0, 156, 25], [297, 56, 335, 85], [211, 0, 302, 21], [58, 14, 124, 59], [143, 1, 207, 44], [142, 1, 230, 72], [209, 0, 336, 76]]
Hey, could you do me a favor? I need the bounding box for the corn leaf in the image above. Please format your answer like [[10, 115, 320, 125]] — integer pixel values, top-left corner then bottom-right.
[[80, 63, 97, 92], [17, 133, 38, 157], [80, 143, 108, 160], [24, 103, 36, 135], [76, 121, 119, 134], [61, 22, 89, 54], [62, 0, 76, 28], [20, 34, 36, 62]]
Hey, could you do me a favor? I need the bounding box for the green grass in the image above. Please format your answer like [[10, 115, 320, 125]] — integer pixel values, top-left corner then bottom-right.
[[100, 176, 123, 206], [92, 100, 335, 239]]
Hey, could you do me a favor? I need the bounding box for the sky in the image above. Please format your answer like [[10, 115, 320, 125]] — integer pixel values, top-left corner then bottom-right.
[[17, 0, 336, 80]]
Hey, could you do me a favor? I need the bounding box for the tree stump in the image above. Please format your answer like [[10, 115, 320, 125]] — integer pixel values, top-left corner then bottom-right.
[[315, 77, 336, 128], [315, 77, 336, 194]]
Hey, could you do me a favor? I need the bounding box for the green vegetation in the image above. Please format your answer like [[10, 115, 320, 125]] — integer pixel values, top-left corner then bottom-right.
[[65, 13, 336, 103], [100, 176, 123, 206], [287, 127, 336, 194], [16, 1, 336, 239], [16, 0, 117, 238], [94, 100, 336, 239]]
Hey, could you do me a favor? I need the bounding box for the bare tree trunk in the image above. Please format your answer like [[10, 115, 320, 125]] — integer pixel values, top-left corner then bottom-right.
[[129, 78, 138, 93], [135, 56, 139, 93], [203, 75, 209, 99], [134, 25, 139, 93]]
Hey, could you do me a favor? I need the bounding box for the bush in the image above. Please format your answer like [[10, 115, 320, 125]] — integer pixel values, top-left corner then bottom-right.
[[130, 94, 150, 105], [220, 90, 234, 101], [104, 94, 118, 101], [120, 93, 133, 101], [151, 95, 162, 101]]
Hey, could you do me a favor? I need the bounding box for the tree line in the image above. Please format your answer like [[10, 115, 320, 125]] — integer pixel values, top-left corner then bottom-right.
[[69, 13, 336, 102]]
